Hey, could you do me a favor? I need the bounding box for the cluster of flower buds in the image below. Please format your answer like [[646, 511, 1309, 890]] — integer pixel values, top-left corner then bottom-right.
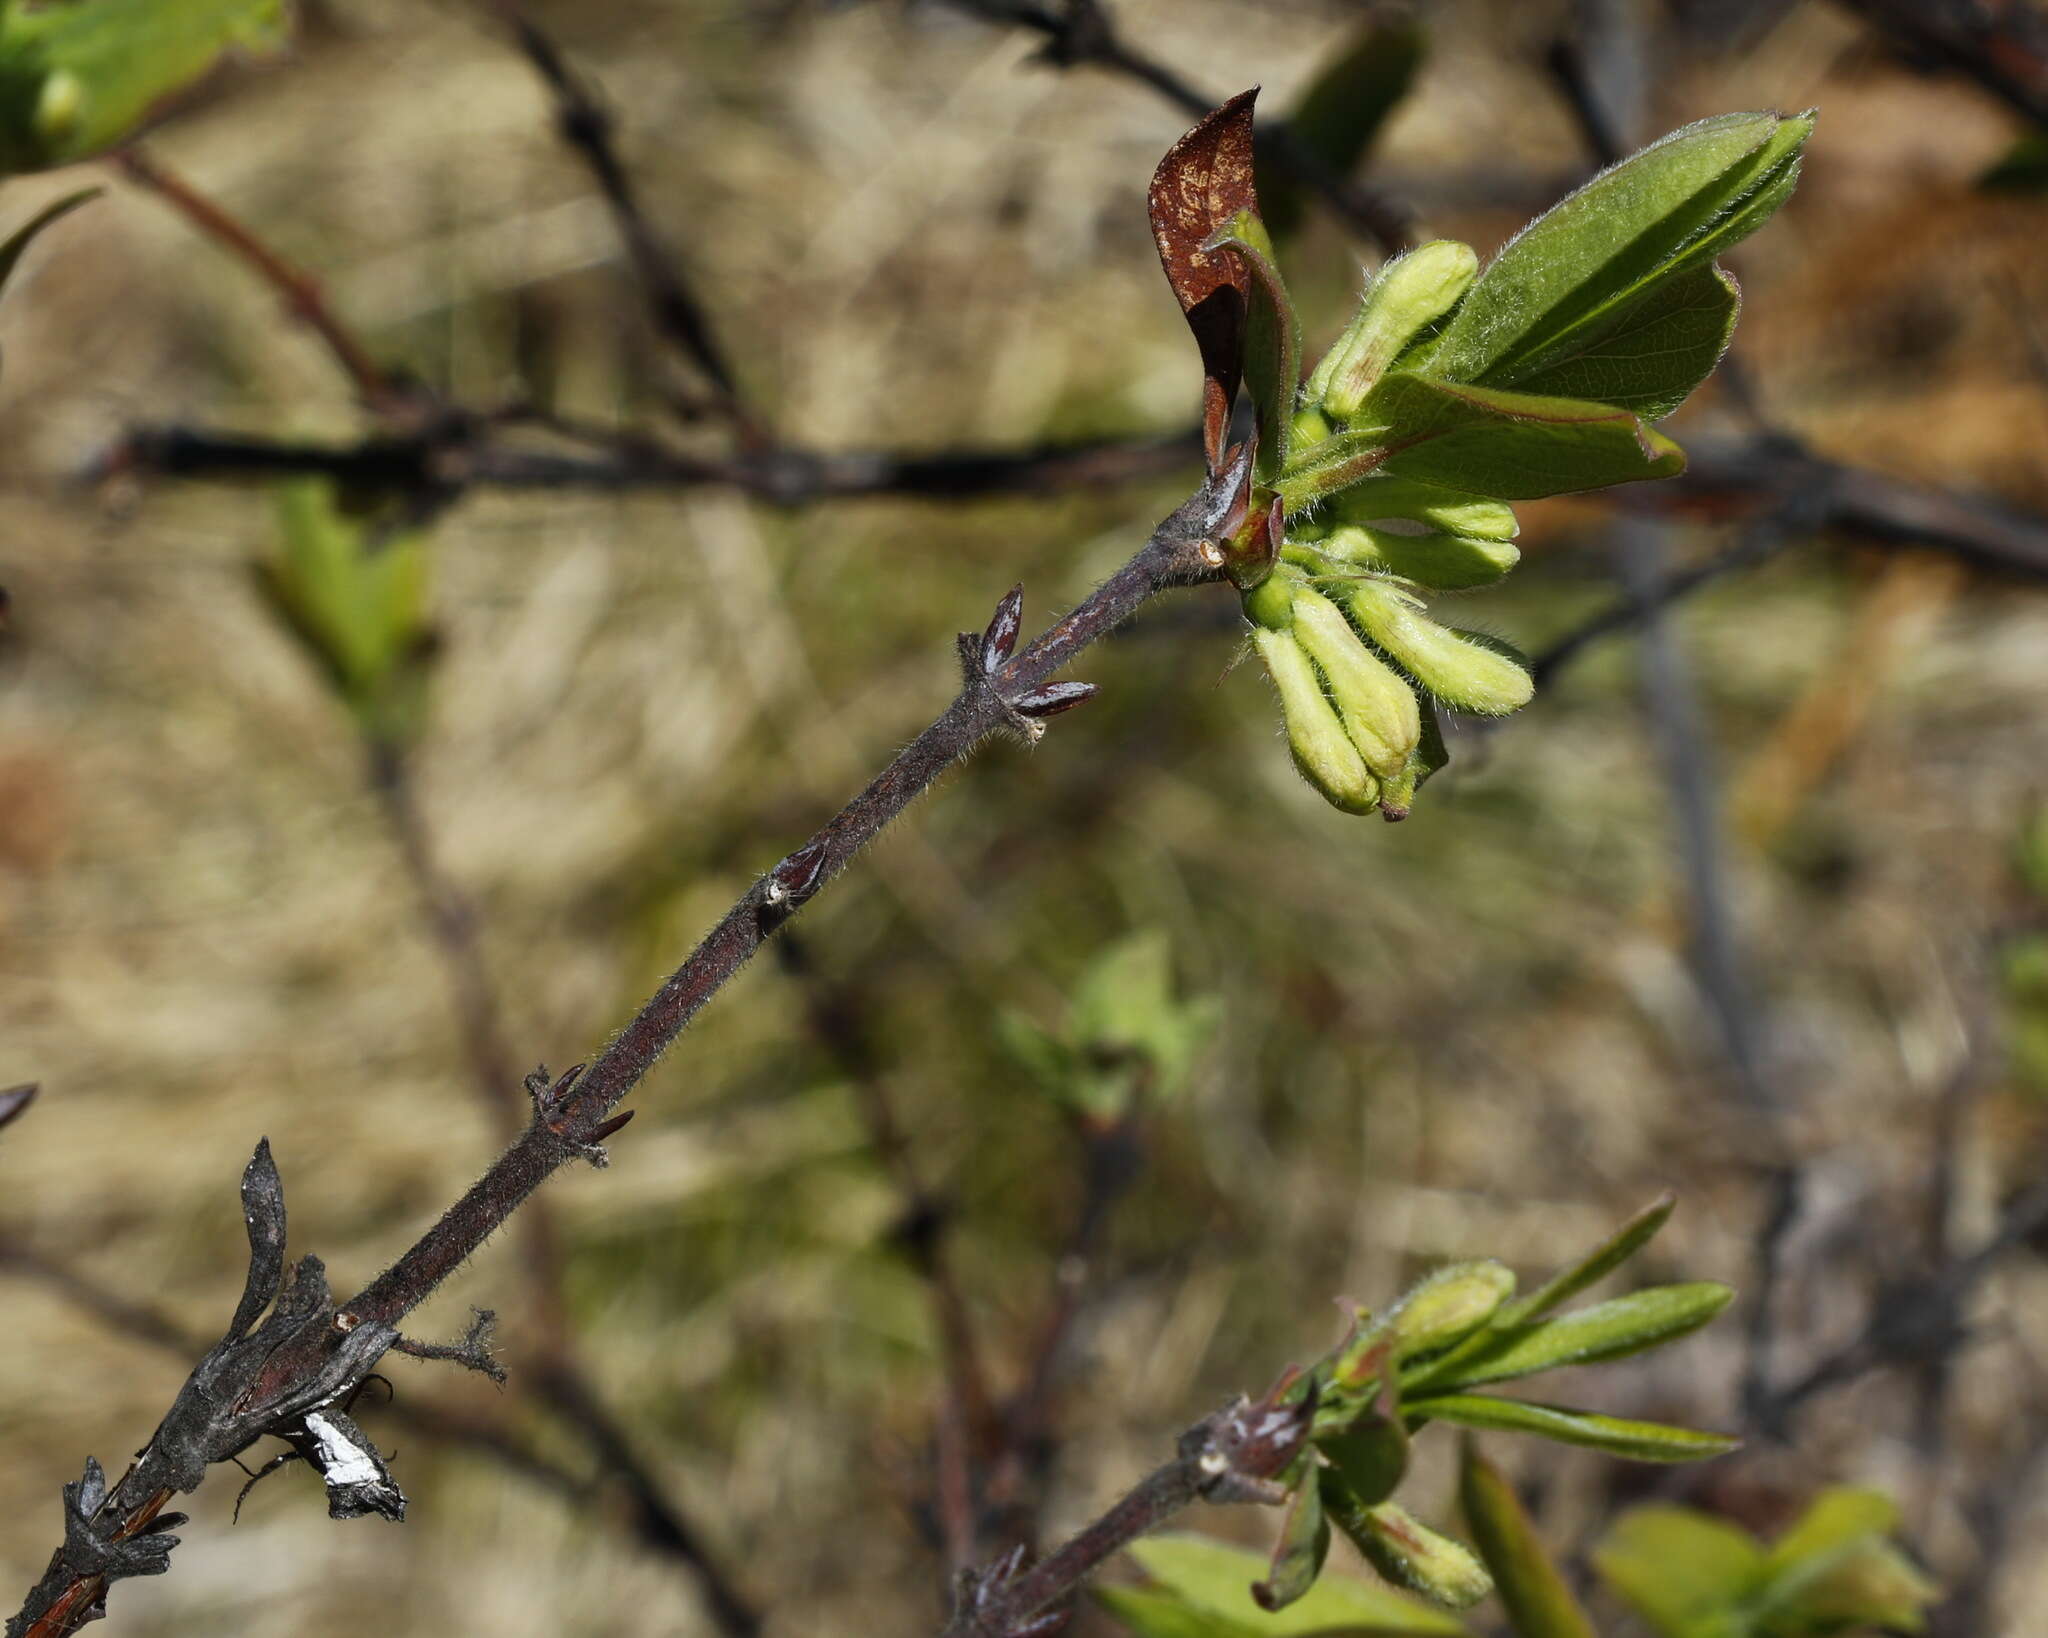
[[1245, 241, 1534, 821]]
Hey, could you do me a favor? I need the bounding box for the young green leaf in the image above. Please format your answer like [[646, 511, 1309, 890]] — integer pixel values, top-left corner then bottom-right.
[[1328, 477, 1518, 543], [1457, 1440, 1598, 1638], [1254, 1474, 1333, 1613], [1485, 261, 1740, 422], [1109, 1534, 1473, 1637], [1410, 1395, 1738, 1463], [0, 0, 290, 174], [1420, 110, 1812, 393], [1260, 19, 1422, 241], [1319, 1416, 1410, 1509], [1501, 1193, 1676, 1325], [257, 478, 433, 744], [1593, 1507, 1765, 1638], [1352, 374, 1685, 500], [1754, 1488, 1939, 1630], [1404, 1282, 1732, 1393]]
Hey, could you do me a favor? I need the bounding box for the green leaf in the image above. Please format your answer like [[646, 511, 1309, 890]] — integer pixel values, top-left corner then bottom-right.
[[1328, 477, 1518, 543], [1261, 19, 1422, 240], [1502, 1193, 1676, 1325], [1410, 1395, 1738, 1463], [258, 477, 433, 743], [0, 185, 95, 300], [1593, 1506, 1766, 1638], [1112, 1534, 1473, 1637], [1352, 374, 1685, 500], [1753, 1488, 1938, 1632], [1320, 1417, 1410, 1508], [1421, 110, 1811, 391], [1404, 1282, 1732, 1393], [1762, 1488, 1898, 1576], [1098, 1584, 1258, 1638], [1254, 1475, 1333, 1613], [0, 0, 290, 174], [1490, 261, 1740, 421], [1457, 1440, 1597, 1638]]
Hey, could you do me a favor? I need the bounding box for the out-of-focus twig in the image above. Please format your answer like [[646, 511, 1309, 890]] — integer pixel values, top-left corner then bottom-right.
[[364, 743, 762, 1636], [114, 148, 404, 415], [1837, 0, 2048, 131], [492, 2, 758, 434], [937, 0, 1416, 252]]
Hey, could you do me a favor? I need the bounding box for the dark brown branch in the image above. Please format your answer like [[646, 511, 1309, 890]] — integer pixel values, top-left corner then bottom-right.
[[941, 0, 1415, 252], [11, 463, 1237, 1638], [939, 1372, 1312, 1638], [492, 3, 755, 431], [341, 481, 1230, 1329], [102, 422, 1203, 505]]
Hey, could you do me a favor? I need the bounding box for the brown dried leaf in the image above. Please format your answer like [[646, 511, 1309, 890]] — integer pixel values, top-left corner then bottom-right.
[[1149, 88, 1260, 472]]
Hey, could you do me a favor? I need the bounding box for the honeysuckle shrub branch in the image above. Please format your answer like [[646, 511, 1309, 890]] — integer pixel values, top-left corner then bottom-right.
[[1155, 93, 1811, 819], [7, 85, 1810, 1638]]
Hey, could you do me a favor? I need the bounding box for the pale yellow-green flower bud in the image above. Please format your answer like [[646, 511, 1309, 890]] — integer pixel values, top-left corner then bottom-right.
[[34, 72, 86, 150], [1242, 571, 1297, 632], [1290, 588, 1419, 779], [1254, 624, 1380, 814], [1332, 1497, 1494, 1610], [1342, 579, 1535, 716], [1311, 241, 1479, 421], [1316, 523, 1521, 591]]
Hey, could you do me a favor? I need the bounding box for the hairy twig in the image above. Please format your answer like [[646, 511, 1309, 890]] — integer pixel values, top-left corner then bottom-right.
[[939, 1369, 1313, 1638], [9, 457, 1241, 1638]]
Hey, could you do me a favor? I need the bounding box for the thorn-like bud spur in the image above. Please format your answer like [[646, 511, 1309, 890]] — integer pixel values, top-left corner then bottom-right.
[[1340, 579, 1534, 717], [1252, 626, 1379, 815], [1309, 241, 1479, 421]]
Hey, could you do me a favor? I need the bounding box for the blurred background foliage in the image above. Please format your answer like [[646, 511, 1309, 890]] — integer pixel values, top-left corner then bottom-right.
[[2, 0, 2047, 1633]]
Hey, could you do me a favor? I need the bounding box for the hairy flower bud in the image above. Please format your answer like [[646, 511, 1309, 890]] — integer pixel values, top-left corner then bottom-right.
[[1322, 1490, 1494, 1610], [1253, 625, 1380, 814], [1289, 588, 1420, 778], [1331, 477, 1519, 543], [1341, 579, 1534, 716], [1310, 240, 1479, 421], [1314, 524, 1521, 591]]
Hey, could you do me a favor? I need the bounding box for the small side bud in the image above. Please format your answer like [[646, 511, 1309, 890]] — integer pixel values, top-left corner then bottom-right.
[[1254, 627, 1380, 815], [1342, 580, 1534, 716], [1289, 589, 1420, 779], [1312, 241, 1479, 421]]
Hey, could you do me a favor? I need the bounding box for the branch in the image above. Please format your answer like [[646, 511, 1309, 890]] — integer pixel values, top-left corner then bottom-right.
[[941, 0, 1415, 252], [939, 1372, 1312, 1638], [492, 2, 755, 431], [1836, 0, 2048, 132], [113, 149, 404, 415], [9, 458, 1240, 1638]]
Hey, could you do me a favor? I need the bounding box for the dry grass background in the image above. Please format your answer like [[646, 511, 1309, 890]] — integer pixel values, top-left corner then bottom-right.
[[3, 0, 2048, 1632]]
